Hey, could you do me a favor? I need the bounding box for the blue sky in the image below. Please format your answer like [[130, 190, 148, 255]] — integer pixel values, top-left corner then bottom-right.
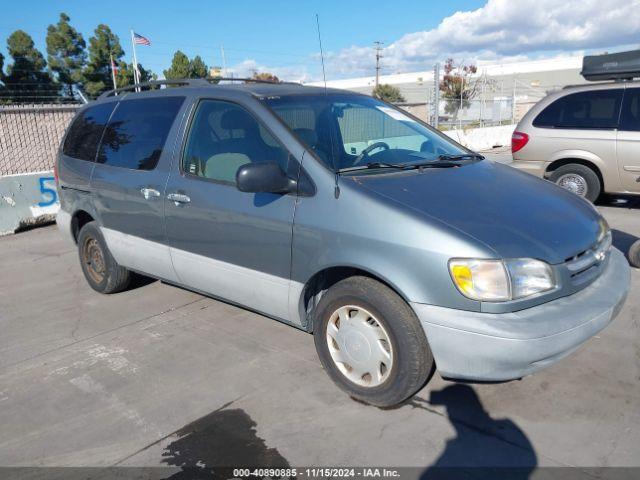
[[1, 0, 639, 81]]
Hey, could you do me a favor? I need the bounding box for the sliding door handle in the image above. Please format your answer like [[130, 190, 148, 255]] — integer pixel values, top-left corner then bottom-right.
[[167, 192, 191, 205], [140, 187, 161, 200]]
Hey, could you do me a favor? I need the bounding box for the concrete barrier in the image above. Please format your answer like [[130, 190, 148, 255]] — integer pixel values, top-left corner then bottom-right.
[[444, 124, 516, 151], [0, 171, 59, 235]]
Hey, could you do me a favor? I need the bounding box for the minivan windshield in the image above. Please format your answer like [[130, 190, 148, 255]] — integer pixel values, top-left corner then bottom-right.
[[262, 94, 470, 172]]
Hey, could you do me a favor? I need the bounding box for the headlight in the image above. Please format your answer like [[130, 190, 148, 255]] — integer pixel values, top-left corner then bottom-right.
[[449, 258, 555, 302]]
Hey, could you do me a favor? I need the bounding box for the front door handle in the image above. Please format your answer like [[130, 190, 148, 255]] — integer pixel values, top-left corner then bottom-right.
[[140, 187, 161, 200], [167, 192, 191, 205]]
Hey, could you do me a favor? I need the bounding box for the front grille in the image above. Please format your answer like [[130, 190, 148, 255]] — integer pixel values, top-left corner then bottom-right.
[[562, 232, 612, 287]]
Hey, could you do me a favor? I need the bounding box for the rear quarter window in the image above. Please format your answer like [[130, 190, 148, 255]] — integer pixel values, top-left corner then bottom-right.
[[96, 96, 185, 170], [62, 102, 117, 161], [533, 89, 623, 129]]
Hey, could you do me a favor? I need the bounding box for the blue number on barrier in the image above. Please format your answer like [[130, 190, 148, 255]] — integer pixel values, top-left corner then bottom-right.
[[38, 177, 58, 207]]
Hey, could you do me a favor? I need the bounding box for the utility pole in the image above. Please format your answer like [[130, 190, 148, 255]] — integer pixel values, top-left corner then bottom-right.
[[374, 41, 384, 87], [433, 62, 440, 128]]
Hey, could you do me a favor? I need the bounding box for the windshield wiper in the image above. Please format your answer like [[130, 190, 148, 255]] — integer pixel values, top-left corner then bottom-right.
[[338, 162, 410, 173], [338, 159, 474, 173], [437, 153, 485, 161]]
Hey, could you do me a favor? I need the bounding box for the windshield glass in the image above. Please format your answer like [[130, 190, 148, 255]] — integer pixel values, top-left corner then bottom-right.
[[262, 93, 468, 172]]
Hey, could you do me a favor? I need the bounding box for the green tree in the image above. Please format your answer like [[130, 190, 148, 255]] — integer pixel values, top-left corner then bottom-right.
[[115, 61, 155, 87], [252, 71, 280, 83], [439, 58, 479, 121], [82, 24, 124, 98], [372, 84, 405, 103], [163, 50, 190, 79], [3, 30, 56, 103], [189, 55, 208, 78], [46, 13, 86, 97]]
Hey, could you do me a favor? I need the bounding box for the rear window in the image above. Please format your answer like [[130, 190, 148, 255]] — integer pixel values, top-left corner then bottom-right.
[[96, 96, 185, 170], [62, 102, 116, 161], [533, 89, 623, 129]]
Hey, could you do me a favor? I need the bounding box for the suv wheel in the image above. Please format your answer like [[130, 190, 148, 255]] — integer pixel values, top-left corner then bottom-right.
[[77, 221, 130, 293], [549, 164, 601, 202], [629, 240, 640, 268], [313, 276, 434, 407]]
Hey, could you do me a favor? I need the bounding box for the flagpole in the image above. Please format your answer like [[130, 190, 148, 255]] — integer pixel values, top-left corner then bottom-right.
[[130, 29, 140, 91], [110, 53, 118, 93]]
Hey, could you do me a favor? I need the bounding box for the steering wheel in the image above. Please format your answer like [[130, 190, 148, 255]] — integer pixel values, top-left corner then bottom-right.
[[353, 142, 390, 165]]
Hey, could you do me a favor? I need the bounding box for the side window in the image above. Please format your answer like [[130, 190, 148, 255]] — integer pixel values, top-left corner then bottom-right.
[[62, 102, 116, 161], [620, 89, 640, 131], [97, 96, 185, 170], [183, 100, 292, 185], [533, 89, 623, 129]]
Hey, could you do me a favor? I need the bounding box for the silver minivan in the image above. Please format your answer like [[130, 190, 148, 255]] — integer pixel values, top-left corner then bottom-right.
[[511, 81, 640, 202], [56, 79, 630, 407]]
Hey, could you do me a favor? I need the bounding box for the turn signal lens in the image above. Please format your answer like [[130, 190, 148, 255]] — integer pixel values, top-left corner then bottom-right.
[[449, 259, 510, 301], [449, 258, 556, 302]]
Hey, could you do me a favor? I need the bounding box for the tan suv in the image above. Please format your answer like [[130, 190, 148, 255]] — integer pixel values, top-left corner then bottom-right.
[[511, 81, 640, 202]]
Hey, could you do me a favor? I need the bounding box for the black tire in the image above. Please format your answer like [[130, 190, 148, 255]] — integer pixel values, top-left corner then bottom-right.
[[549, 163, 601, 203], [629, 240, 640, 268], [77, 221, 130, 294], [313, 276, 434, 407]]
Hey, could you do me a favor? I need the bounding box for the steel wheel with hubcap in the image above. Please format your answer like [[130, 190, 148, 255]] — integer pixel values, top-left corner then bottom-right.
[[549, 163, 601, 202], [326, 305, 393, 387], [314, 276, 434, 407], [556, 173, 588, 197]]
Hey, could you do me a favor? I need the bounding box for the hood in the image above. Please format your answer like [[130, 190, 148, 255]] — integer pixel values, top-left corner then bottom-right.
[[349, 160, 601, 264]]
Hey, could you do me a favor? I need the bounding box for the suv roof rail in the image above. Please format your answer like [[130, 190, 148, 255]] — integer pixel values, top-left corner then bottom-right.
[[97, 77, 301, 100], [97, 79, 208, 99], [205, 77, 301, 85]]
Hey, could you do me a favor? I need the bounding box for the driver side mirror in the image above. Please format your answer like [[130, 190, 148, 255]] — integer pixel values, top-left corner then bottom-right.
[[236, 162, 297, 194]]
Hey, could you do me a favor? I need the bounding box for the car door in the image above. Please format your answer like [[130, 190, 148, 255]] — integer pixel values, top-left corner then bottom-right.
[[164, 97, 302, 322], [616, 87, 640, 193], [90, 95, 187, 281]]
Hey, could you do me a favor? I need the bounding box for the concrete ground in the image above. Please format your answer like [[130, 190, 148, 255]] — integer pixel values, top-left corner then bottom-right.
[[0, 198, 638, 475]]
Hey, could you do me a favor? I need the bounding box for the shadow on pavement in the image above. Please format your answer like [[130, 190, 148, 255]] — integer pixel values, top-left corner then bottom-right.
[[420, 384, 537, 479], [161, 407, 290, 479], [612, 229, 640, 259]]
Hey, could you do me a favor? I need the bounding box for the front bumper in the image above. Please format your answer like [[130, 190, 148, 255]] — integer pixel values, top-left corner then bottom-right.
[[411, 248, 630, 381]]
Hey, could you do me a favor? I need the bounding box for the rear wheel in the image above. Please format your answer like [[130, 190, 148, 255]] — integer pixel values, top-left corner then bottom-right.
[[77, 222, 130, 293], [313, 276, 434, 407], [549, 163, 601, 202], [629, 240, 640, 268]]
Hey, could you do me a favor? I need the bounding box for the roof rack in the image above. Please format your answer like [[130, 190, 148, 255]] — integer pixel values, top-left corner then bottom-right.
[[97, 77, 300, 100]]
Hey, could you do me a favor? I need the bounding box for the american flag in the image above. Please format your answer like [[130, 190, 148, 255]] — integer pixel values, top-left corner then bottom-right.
[[133, 32, 151, 46]]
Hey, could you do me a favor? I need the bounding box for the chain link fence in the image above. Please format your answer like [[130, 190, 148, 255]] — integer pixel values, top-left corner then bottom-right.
[[0, 103, 80, 176]]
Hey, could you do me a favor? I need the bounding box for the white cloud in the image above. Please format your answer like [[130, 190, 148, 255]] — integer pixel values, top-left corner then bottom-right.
[[384, 0, 640, 70], [227, 58, 312, 83], [320, 0, 640, 78]]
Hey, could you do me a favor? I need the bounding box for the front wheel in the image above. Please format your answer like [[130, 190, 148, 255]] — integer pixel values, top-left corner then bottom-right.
[[313, 276, 434, 407], [549, 163, 601, 202]]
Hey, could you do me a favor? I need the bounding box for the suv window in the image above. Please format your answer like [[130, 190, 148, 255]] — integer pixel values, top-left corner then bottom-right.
[[533, 89, 623, 129], [620, 88, 640, 131], [183, 100, 292, 185], [62, 102, 116, 161], [97, 96, 185, 170]]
